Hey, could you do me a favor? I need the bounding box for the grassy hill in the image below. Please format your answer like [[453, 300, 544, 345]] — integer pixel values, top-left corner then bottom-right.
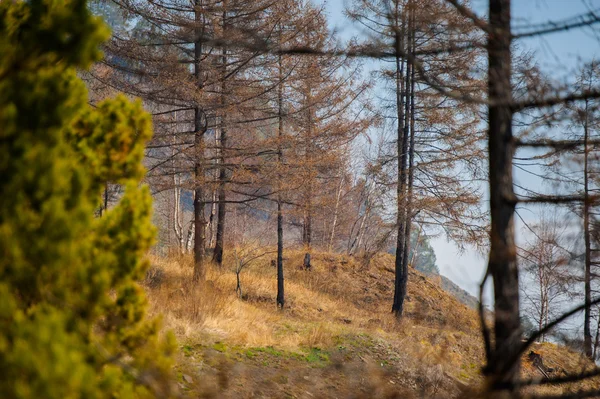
[[145, 249, 600, 398], [438, 275, 479, 310]]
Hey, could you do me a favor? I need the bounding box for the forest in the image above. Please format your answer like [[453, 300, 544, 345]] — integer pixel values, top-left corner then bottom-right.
[[2, 0, 600, 397]]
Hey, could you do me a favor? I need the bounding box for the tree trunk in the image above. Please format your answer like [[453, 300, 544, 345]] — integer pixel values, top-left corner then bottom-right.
[[172, 120, 185, 253], [593, 312, 600, 360], [402, 11, 416, 278], [276, 45, 285, 309], [171, 112, 185, 253], [486, 0, 522, 389], [303, 88, 313, 267], [213, 4, 228, 266], [328, 173, 345, 252], [173, 174, 184, 252], [277, 199, 284, 306], [392, 1, 409, 317], [354, 201, 370, 255], [213, 150, 226, 265], [584, 96, 593, 359], [185, 218, 194, 254], [207, 187, 217, 248], [193, 0, 206, 282]]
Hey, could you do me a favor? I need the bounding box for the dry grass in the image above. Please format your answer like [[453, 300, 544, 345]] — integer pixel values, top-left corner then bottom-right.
[[143, 248, 600, 398]]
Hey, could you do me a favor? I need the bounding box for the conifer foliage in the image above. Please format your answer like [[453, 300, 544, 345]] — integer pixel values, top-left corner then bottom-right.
[[0, 0, 174, 397]]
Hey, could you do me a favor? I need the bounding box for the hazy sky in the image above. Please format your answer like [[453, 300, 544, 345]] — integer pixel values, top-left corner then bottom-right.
[[315, 0, 600, 298]]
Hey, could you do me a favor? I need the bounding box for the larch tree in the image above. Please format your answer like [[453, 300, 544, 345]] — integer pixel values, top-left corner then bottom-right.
[[285, 3, 372, 268], [347, 0, 486, 317], [95, 0, 277, 279], [515, 59, 600, 358], [572, 61, 600, 359]]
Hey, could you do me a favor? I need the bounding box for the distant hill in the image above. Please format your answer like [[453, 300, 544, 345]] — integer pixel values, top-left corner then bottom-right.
[[439, 275, 479, 310], [413, 265, 479, 310]]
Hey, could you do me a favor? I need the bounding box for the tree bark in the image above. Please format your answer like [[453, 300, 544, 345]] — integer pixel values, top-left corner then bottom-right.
[[486, 0, 522, 389], [173, 173, 184, 252], [584, 96, 593, 359], [172, 119, 185, 253], [303, 86, 313, 268], [276, 43, 285, 308], [593, 312, 600, 360], [402, 8, 416, 278], [328, 172, 344, 252], [392, 0, 409, 317], [213, 3, 228, 266], [193, 0, 207, 282], [208, 187, 217, 248]]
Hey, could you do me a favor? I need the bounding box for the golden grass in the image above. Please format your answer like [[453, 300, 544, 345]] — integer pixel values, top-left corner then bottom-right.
[[143, 248, 600, 398], [144, 249, 485, 375], [145, 250, 363, 350]]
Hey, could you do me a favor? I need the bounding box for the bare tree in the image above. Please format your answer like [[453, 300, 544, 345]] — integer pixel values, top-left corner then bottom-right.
[[520, 211, 574, 342]]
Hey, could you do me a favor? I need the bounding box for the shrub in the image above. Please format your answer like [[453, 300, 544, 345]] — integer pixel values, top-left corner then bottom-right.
[[0, 1, 175, 397]]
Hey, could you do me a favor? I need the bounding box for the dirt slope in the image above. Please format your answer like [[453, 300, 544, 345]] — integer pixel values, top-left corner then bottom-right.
[[145, 250, 600, 398]]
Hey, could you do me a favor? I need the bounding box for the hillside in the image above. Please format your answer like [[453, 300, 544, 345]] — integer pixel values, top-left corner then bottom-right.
[[439, 275, 479, 310], [146, 250, 600, 398]]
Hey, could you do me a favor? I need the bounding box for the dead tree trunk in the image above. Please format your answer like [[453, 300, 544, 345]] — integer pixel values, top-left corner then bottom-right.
[[486, 0, 522, 389]]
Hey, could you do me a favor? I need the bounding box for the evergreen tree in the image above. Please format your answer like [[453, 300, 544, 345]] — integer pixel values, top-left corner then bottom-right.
[[0, 0, 174, 397], [408, 229, 439, 276]]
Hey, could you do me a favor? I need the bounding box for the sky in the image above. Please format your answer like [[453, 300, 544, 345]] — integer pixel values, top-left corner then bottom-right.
[[315, 0, 600, 300]]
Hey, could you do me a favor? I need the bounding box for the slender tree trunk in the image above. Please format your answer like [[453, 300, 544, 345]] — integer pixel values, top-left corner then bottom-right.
[[354, 203, 370, 254], [349, 182, 371, 255], [593, 313, 600, 360], [172, 120, 185, 252], [208, 187, 217, 247], [277, 199, 284, 306], [487, 0, 522, 388], [584, 97, 593, 359], [171, 112, 184, 252], [213, 4, 228, 266], [185, 218, 194, 253], [207, 122, 218, 248], [173, 174, 185, 252], [392, 1, 409, 317], [276, 47, 285, 308], [402, 10, 416, 276], [303, 89, 313, 269], [329, 173, 345, 252], [193, 0, 207, 282]]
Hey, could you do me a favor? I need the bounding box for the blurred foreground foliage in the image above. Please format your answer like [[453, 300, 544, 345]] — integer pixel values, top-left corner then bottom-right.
[[0, 0, 175, 397]]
